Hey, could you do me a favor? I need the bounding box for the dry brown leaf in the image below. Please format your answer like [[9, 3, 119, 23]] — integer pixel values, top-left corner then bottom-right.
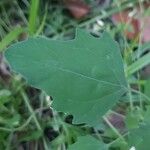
[[64, 0, 90, 19]]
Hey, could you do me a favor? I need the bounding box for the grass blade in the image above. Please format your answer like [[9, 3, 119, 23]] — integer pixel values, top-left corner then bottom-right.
[[126, 52, 150, 76], [35, 6, 47, 36], [28, 0, 40, 35], [0, 26, 24, 52]]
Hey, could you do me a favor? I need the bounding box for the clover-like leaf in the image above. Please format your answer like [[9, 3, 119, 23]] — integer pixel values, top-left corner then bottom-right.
[[5, 29, 127, 126]]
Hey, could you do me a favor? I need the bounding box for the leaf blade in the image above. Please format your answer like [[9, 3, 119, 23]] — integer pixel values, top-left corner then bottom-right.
[[5, 29, 127, 126]]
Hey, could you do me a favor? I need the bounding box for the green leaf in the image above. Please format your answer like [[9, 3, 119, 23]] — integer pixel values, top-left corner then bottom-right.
[[128, 124, 150, 150], [20, 130, 43, 142], [0, 26, 24, 52], [0, 114, 20, 127], [0, 89, 11, 106], [126, 52, 150, 76], [125, 107, 144, 129], [143, 106, 150, 124], [133, 42, 150, 60], [28, 0, 39, 35], [68, 135, 108, 150], [5, 29, 127, 126], [109, 138, 129, 150], [144, 78, 150, 98]]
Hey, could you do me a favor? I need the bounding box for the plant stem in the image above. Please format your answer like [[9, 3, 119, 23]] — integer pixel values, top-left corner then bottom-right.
[[21, 90, 50, 149], [127, 84, 134, 111], [131, 89, 150, 102], [103, 116, 125, 142], [21, 89, 41, 130]]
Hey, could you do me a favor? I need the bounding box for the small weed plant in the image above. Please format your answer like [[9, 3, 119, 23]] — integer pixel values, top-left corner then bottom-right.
[[5, 29, 150, 150]]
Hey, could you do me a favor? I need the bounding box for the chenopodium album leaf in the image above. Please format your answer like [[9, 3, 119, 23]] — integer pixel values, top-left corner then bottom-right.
[[5, 29, 127, 126]]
